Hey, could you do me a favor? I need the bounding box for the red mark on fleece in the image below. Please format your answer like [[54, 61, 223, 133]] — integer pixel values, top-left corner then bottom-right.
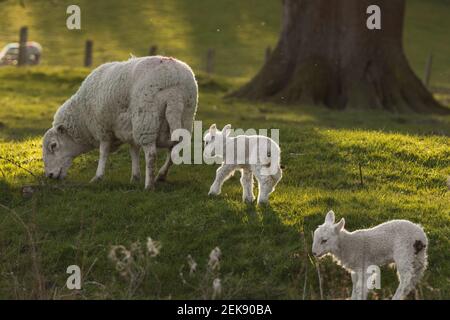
[[160, 56, 175, 63]]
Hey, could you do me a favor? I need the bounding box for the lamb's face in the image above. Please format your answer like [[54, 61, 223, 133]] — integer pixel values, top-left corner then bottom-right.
[[42, 126, 76, 179], [312, 210, 345, 258], [203, 124, 230, 159]]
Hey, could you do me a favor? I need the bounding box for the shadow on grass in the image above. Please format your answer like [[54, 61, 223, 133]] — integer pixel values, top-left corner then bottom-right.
[[221, 95, 450, 137], [1, 70, 448, 298], [0, 161, 310, 299]]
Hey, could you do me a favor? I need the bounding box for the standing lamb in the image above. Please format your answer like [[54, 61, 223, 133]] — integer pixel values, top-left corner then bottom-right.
[[312, 210, 428, 300], [203, 124, 282, 205], [42, 56, 198, 190]]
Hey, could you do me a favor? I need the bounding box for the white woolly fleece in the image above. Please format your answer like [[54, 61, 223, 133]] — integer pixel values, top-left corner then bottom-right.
[[313, 212, 428, 300], [53, 56, 198, 148]]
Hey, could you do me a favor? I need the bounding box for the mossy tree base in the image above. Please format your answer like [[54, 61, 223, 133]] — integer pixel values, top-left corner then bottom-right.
[[231, 0, 448, 114]]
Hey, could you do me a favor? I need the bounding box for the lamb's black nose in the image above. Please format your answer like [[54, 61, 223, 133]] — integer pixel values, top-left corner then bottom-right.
[[48, 173, 54, 178]]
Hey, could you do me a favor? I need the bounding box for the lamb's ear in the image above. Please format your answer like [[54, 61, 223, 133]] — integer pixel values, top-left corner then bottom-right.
[[335, 218, 345, 232], [56, 124, 66, 135], [325, 210, 335, 224], [223, 124, 231, 137], [209, 123, 217, 134]]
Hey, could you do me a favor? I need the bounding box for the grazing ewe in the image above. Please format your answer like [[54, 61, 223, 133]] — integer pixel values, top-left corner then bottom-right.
[[203, 124, 282, 205], [312, 211, 428, 300], [42, 56, 198, 190]]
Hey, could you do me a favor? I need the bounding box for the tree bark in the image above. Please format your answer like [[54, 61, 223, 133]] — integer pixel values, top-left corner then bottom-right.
[[231, 0, 448, 113]]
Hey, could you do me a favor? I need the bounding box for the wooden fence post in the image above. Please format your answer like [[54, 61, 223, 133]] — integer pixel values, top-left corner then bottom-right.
[[206, 48, 215, 74], [265, 46, 272, 63], [84, 40, 93, 67], [18, 26, 28, 66], [424, 52, 433, 88], [149, 45, 158, 56]]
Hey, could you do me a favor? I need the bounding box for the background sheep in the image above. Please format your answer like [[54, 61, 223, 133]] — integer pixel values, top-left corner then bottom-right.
[[42, 56, 198, 189], [312, 210, 428, 300], [203, 124, 282, 205]]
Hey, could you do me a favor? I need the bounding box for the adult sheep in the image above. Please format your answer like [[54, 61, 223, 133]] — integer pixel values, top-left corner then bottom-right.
[[42, 56, 198, 190]]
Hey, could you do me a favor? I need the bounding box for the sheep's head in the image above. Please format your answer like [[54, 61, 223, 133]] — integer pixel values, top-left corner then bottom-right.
[[203, 123, 231, 159], [312, 210, 345, 258], [42, 125, 83, 179]]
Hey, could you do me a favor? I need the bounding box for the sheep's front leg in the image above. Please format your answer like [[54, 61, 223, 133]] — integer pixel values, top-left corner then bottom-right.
[[90, 141, 111, 183], [143, 143, 157, 190], [129, 144, 141, 183], [208, 164, 235, 196]]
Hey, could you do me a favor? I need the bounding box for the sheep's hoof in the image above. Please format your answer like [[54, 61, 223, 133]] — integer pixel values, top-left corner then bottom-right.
[[145, 184, 155, 191], [208, 185, 221, 196], [208, 190, 220, 197], [130, 175, 140, 183], [155, 173, 167, 182], [243, 197, 255, 204], [89, 175, 103, 183]]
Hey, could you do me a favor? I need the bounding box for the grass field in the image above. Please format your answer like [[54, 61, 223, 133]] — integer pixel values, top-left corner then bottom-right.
[[0, 0, 449, 300], [0, 67, 449, 299]]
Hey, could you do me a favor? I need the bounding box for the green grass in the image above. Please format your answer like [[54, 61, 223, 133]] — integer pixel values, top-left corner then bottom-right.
[[0, 0, 281, 81], [0, 67, 449, 299]]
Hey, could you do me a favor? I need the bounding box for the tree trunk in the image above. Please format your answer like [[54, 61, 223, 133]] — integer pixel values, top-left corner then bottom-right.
[[231, 0, 448, 113]]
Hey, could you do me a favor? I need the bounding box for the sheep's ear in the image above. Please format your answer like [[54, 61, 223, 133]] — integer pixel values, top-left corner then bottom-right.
[[325, 210, 335, 224], [56, 124, 66, 135], [335, 218, 345, 232], [223, 124, 231, 137], [209, 123, 217, 134]]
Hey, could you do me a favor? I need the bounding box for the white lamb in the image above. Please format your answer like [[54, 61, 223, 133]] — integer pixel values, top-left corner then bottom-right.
[[312, 210, 428, 300], [203, 124, 282, 205], [42, 56, 198, 190]]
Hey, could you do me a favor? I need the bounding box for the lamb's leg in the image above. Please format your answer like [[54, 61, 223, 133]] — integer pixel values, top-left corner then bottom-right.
[[254, 166, 282, 205], [255, 175, 274, 205], [90, 141, 111, 183], [350, 272, 358, 300], [129, 144, 141, 183], [240, 168, 254, 203], [143, 143, 157, 190], [208, 164, 235, 196], [393, 263, 414, 300], [156, 149, 173, 182], [350, 271, 368, 300], [361, 276, 369, 300]]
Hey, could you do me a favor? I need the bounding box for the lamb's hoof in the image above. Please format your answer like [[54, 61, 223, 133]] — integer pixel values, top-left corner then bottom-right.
[[145, 184, 155, 191], [89, 175, 103, 183], [208, 189, 220, 197], [257, 200, 269, 206], [130, 175, 140, 183]]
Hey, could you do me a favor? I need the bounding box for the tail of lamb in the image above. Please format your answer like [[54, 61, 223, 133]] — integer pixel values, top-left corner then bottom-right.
[[400, 234, 428, 300], [411, 237, 428, 290]]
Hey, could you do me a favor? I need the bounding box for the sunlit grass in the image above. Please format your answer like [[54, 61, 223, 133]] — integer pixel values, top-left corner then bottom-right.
[[0, 0, 449, 85], [0, 67, 449, 299]]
